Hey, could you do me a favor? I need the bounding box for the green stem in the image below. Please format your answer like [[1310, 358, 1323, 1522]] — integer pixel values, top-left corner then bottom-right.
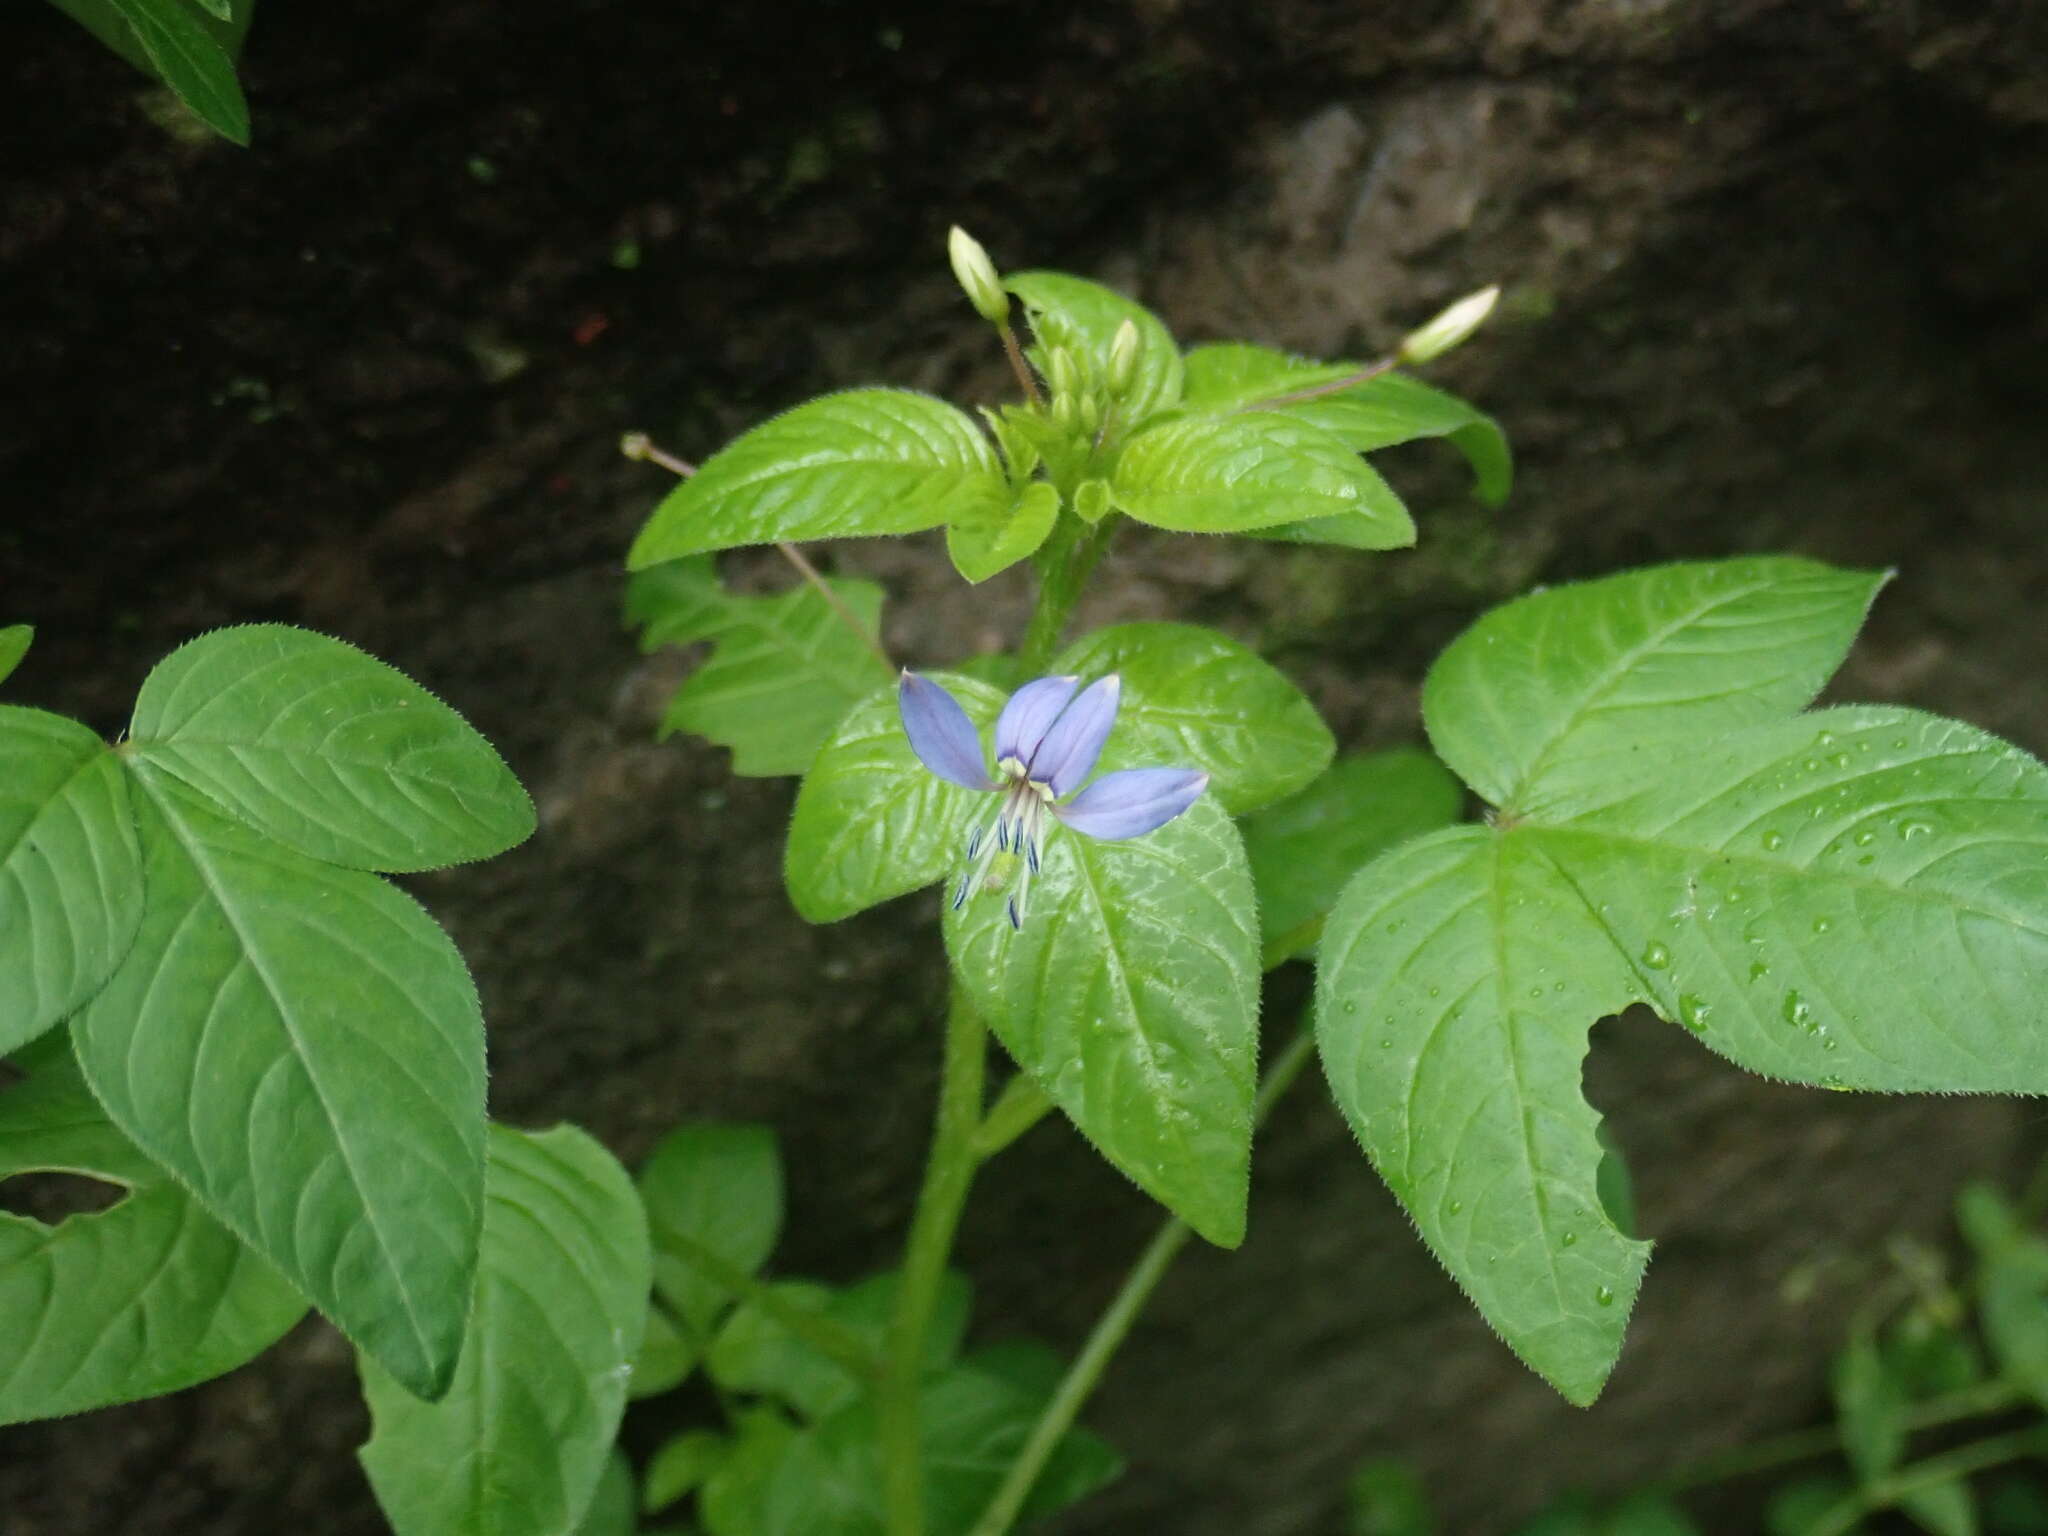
[[1016, 515, 1118, 675], [657, 1230, 880, 1383], [972, 1074, 1054, 1161], [968, 1026, 1321, 1536], [881, 985, 989, 1536], [1652, 1378, 2027, 1496], [1806, 1421, 2048, 1536]]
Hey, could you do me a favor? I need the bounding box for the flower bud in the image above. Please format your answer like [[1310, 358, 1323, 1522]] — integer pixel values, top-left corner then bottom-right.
[[1106, 318, 1141, 393], [1046, 345, 1081, 405], [947, 226, 1009, 326], [1398, 284, 1501, 364]]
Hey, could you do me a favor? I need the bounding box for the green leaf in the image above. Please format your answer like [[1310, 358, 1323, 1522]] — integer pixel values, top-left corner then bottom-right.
[[1957, 1185, 2048, 1410], [359, 1123, 651, 1536], [1049, 621, 1334, 814], [71, 768, 486, 1399], [1422, 557, 1888, 819], [645, 1430, 730, 1516], [630, 1298, 697, 1399], [1238, 457, 1417, 551], [0, 1055, 306, 1424], [0, 626, 29, 687], [1348, 1457, 1434, 1536], [1110, 411, 1412, 542], [753, 1352, 1121, 1536], [628, 560, 890, 778], [626, 391, 1009, 567], [1181, 345, 1511, 503], [1766, 1476, 1857, 1536], [707, 1270, 966, 1420], [1527, 706, 2048, 1092], [701, 1406, 800, 1536], [1902, 1481, 1978, 1536], [640, 1122, 784, 1336], [0, 708, 145, 1055], [1833, 1333, 1906, 1485], [785, 674, 1004, 923], [1602, 1493, 1703, 1535], [128, 625, 535, 872], [188, 0, 232, 19], [1007, 271, 1183, 422], [945, 480, 1059, 585], [574, 1452, 639, 1536], [1315, 826, 1652, 1403], [1243, 748, 1464, 964], [945, 794, 1259, 1247], [1327, 556, 2048, 1407], [104, 0, 250, 143]]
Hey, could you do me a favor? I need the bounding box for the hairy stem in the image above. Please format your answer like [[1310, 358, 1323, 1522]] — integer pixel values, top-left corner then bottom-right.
[[999, 322, 1043, 406], [620, 430, 891, 667], [972, 1074, 1054, 1161], [1016, 515, 1118, 675], [881, 985, 989, 1536], [969, 1025, 1321, 1536], [1239, 354, 1396, 411]]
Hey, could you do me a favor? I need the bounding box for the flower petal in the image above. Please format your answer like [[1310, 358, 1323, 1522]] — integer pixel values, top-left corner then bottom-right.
[[1054, 767, 1208, 841], [994, 675, 1079, 766], [898, 671, 993, 791], [1028, 675, 1121, 796]]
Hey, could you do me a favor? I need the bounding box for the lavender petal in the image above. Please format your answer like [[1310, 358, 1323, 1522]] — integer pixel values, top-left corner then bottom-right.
[[994, 675, 1079, 766], [1054, 767, 1208, 841], [1028, 675, 1121, 796], [898, 671, 993, 791]]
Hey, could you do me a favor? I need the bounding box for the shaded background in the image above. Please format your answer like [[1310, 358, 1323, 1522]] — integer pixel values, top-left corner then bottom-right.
[[3, 0, 2047, 1529]]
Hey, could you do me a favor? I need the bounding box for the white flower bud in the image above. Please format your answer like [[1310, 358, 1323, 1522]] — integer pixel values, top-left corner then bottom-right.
[[1398, 284, 1501, 364], [947, 226, 1010, 325]]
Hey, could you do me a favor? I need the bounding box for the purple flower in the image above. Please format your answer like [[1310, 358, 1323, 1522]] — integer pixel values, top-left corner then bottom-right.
[[899, 670, 1209, 929]]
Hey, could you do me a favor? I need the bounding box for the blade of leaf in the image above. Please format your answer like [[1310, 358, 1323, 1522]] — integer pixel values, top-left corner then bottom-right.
[[627, 560, 890, 777], [129, 624, 535, 872], [1315, 825, 1652, 1404], [639, 1121, 783, 1336], [1050, 621, 1335, 815], [1110, 412, 1407, 538], [70, 767, 486, 1398], [785, 674, 1004, 923], [0, 1058, 307, 1424], [1423, 557, 1889, 818], [944, 795, 1259, 1247], [945, 480, 1060, 585], [1238, 457, 1417, 551], [359, 1123, 651, 1536], [626, 390, 1010, 567], [1531, 707, 2048, 1091], [0, 707, 145, 1055], [0, 626, 30, 687], [1182, 345, 1511, 504], [1243, 748, 1465, 965], [105, 0, 250, 144], [1006, 270, 1183, 421], [752, 1354, 1120, 1536]]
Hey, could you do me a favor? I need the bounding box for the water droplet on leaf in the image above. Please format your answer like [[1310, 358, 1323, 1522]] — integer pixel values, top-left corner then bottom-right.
[[1679, 993, 1712, 1032], [1594, 1286, 1616, 1307], [1761, 829, 1785, 851], [1641, 941, 1672, 970]]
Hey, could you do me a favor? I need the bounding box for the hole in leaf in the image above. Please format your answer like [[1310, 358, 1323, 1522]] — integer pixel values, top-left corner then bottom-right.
[[0, 1171, 129, 1225]]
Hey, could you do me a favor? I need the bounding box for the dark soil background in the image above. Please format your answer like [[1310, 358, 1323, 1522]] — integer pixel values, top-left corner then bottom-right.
[[4, 1, 2047, 1531]]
